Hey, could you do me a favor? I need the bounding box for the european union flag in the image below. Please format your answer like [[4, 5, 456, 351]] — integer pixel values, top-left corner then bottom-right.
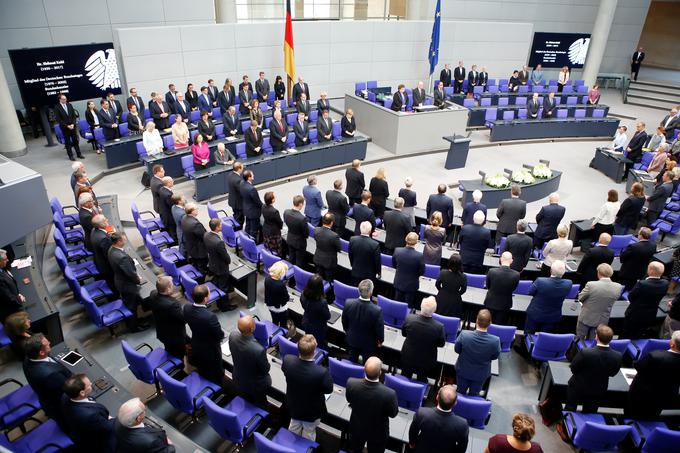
[[428, 0, 441, 75]]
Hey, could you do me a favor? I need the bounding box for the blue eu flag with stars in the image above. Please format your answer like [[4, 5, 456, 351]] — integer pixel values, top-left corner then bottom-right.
[[428, 0, 441, 75]]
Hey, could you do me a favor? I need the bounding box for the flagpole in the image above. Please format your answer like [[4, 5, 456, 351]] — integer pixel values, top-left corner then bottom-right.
[[428, 74, 434, 95], [287, 76, 292, 104]]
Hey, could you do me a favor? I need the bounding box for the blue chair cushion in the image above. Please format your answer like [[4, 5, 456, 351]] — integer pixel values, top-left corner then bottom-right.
[[146, 347, 184, 369], [183, 372, 221, 409], [100, 300, 133, 326], [224, 396, 269, 440], [0, 384, 41, 429]]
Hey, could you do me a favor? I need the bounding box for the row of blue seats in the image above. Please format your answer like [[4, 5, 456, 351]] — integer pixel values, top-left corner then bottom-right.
[[486, 107, 606, 125], [464, 94, 593, 108]]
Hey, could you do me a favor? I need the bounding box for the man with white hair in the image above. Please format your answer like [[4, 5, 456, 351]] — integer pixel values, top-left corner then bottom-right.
[[534, 192, 566, 249], [401, 296, 446, 382], [483, 251, 520, 325], [215, 142, 235, 165], [461, 190, 487, 226], [398, 177, 417, 227], [383, 197, 412, 254], [525, 260, 573, 333], [392, 232, 425, 309], [627, 330, 680, 419], [412, 81, 426, 107], [70, 161, 87, 192], [114, 398, 175, 452], [623, 261, 668, 338], [348, 221, 381, 285], [458, 210, 491, 274], [78, 192, 97, 251], [342, 280, 384, 363], [576, 263, 622, 340], [90, 214, 116, 293]]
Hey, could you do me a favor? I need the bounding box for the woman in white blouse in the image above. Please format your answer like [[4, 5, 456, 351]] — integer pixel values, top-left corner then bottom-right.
[[592, 189, 621, 238], [557, 66, 570, 92], [541, 224, 572, 276], [143, 121, 163, 156], [171, 114, 189, 148]]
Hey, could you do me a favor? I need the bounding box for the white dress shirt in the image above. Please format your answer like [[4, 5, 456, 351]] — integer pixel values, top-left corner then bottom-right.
[[143, 129, 164, 155], [593, 201, 621, 226]]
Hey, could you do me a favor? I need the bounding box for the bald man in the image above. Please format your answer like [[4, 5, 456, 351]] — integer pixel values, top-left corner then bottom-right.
[[576, 233, 614, 289], [346, 357, 398, 452], [114, 398, 174, 452], [623, 261, 668, 339], [228, 315, 271, 406], [483, 251, 520, 325], [408, 385, 469, 452], [533, 192, 566, 249]]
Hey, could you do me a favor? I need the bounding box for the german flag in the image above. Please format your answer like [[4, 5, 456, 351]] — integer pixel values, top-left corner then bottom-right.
[[284, 0, 295, 81]]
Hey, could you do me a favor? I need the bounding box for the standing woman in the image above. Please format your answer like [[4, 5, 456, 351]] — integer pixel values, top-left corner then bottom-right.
[[127, 103, 144, 135], [435, 255, 467, 317], [341, 109, 356, 138], [262, 191, 284, 256], [171, 114, 189, 148], [4, 311, 32, 359], [198, 110, 216, 141], [250, 99, 264, 128], [541, 224, 572, 277], [591, 189, 620, 238], [300, 274, 331, 349], [423, 212, 446, 265], [398, 177, 417, 228], [588, 84, 601, 105], [557, 66, 570, 92], [265, 261, 290, 327], [185, 83, 199, 110], [531, 64, 544, 86], [614, 182, 646, 235], [191, 133, 210, 171], [85, 100, 103, 153], [369, 167, 389, 219], [274, 75, 286, 101]]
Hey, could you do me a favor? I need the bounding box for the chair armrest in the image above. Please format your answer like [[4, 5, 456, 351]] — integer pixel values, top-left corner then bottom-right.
[[527, 335, 535, 354], [0, 402, 41, 426], [192, 386, 217, 409], [630, 341, 641, 359], [242, 413, 265, 440], [153, 357, 182, 377], [134, 343, 153, 354], [0, 379, 23, 391], [565, 412, 576, 439], [269, 328, 285, 343], [101, 308, 129, 324], [139, 210, 157, 218], [62, 204, 79, 213], [217, 209, 229, 218]]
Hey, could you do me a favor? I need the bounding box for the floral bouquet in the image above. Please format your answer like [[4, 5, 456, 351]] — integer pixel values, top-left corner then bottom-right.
[[485, 173, 511, 188], [511, 169, 535, 184], [533, 163, 552, 179]]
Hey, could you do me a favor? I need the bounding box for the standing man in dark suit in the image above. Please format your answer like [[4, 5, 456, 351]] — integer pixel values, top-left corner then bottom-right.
[[98, 99, 120, 140], [618, 227, 656, 290], [269, 109, 288, 151], [229, 315, 271, 406], [566, 325, 622, 413], [527, 92, 540, 119], [577, 233, 614, 288], [293, 112, 309, 147], [184, 285, 225, 385], [439, 64, 452, 87], [297, 93, 311, 121], [412, 81, 426, 108], [114, 398, 175, 453], [158, 177, 176, 241], [22, 334, 72, 424], [173, 92, 191, 120], [240, 170, 263, 239], [292, 76, 310, 105], [55, 94, 83, 160], [392, 232, 425, 309], [352, 191, 376, 235], [316, 109, 333, 142], [624, 122, 648, 179], [660, 107, 680, 140], [391, 84, 408, 112], [238, 82, 252, 116], [454, 309, 500, 396], [106, 92, 123, 121], [150, 164, 165, 214], [461, 190, 487, 225], [282, 335, 333, 440], [345, 159, 366, 206], [342, 280, 384, 363], [313, 214, 341, 284], [77, 192, 96, 251], [631, 47, 645, 81], [433, 81, 446, 108], [148, 277, 188, 360], [408, 385, 469, 453], [479, 67, 489, 90], [255, 72, 270, 103], [534, 192, 566, 249], [181, 203, 209, 273], [61, 373, 115, 453], [542, 92, 557, 118], [207, 78, 219, 106], [453, 61, 466, 94], [467, 64, 479, 94], [458, 211, 492, 274], [525, 260, 573, 333], [108, 232, 147, 332], [383, 197, 412, 254], [349, 222, 381, 286], [623, 262, 668, 338], [217, 82, 234, 116], [401, 297, 446, 382], [0, 249, 24, 323], [626, 331, 680, 419], [238, 75, 253, 95], [484, 252, 520, 325], [227, 162, 244, 226], [164, 84, 178, 113], [502, 220, 533, 273], [646, 171, 673, 225], [198, 86, 213, 114], [127, 87, 144, 112], [326, 179, 350, 234], [426, 184, 454, 241], [150, 94, 171, 129], [204, 219, 237, 312], [90, 215, 116, 294], [244, 121, 263, 157], [284, 195, 309, 268], [346, 356, 399, 452]]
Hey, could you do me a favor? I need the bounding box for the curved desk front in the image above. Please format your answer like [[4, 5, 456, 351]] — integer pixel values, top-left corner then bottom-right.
[[459, 171, 562, 209]]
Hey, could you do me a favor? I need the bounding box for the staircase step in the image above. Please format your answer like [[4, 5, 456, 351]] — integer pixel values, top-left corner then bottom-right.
[[627, 90, 680, 105], [626, 96, 677, 111], [632, 79, 680, 91], [628, 84, 680, 99]]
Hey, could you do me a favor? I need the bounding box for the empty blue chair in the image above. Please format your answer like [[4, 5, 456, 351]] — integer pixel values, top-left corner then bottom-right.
[[333, 280, 359, 308], [566, 284, 580, 299], [0, 419, 73, 452], [525, 332, 574, 361], [484, 108, 498, 128], [204, 396, 268, 446], [0, 379, 41, 431], [136, 141, 148, 159], [463, 98, 475, 107], [254, 428, 319, 453], [221, 220, 240, 248], [377, 295, 408, 328], [623, 419, 669, 450], [383, 99, 393, 110], [50, 197, 80, 227], [432, 313, 460, 343], [488, 85, 499, 94], [592, 108, 605, 118], [498, 97, 509, 106], [238, 231, 264, 266], [160, 249, 201, 286], [241, 120, 251, 133], [518, 109, 527, 120], [293, 266, 329, 293], [163, 134, 174, 150], [81, 288, 133, 334], [480, 97, 491, 107], [515, 97, 527, 106], [502, 110, 515, 121], [444, 87, 454, 96], [332, 122, 342, 139], [121, 340, 183, 394], [286, 112, 297, 125], [366, 80, 377, 89], [156, 368, 220, 420], [339, 238, 349, 252], [212, 107, 222, 119], [514, 280, 533, 295], [473, 86, 483, 95], [566, 96, 577, 105], [636, 425, 680, 453], [181, 155, 195, 178], [131, 202, 164, 231], [308, 129, 318, 144], [487, 324, 516, 352], [556, 109, 568, 118], [626, 338, 668, 361], [328, 357, 364, 387], [138, 222, 174, 251], [465, 273, 486, 288], [53, 229, 91, 262], [63, 266, 112, 301], [355, 82, 366, 95], [235, 142, 247, 159], [309, 110, 318, 122], [453, 395, 492, 429], [562, 411, 631, 451], [518, 85, 529, 93], [384, 374, 427, 410], [278, 336, 326, 364], [189, 110, 200, 122], [574, 109, 586, 118], [179, 270, 225, 304], [55, 248, 98, 281], [207, 202, 231, 224], [53, 212, 84, 244], [380, 253, 392, 268], [367, 91, 376, 102], [424, 264, 440, 279], [606, 234, 633, 256]]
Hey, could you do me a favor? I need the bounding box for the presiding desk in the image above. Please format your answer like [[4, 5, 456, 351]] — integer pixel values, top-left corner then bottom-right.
[[489, 117, 620, 142]]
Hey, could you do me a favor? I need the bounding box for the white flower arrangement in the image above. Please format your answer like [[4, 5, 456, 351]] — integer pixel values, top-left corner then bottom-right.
[[511, 169, 535, 184], [533, 164, 552, 179], [485, 173, 511, 188]]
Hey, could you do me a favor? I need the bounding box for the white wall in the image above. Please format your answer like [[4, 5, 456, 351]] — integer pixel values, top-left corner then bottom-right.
[[117, 20, 533, 102], [0, 0, 216, 110]]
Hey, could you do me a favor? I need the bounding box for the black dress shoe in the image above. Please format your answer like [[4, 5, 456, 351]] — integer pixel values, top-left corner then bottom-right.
[[69, 156, 76, 161], [77, 154, 85, 159]]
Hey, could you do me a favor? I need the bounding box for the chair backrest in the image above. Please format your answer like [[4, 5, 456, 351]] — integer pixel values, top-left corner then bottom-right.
[[473, 86, 483, 94], [212, 107, 222, 119], [203, 397, 244, 443], [54, 248, 68, 270], [222, 219, 238, 248], [642, 427, 680, 453], [487, 324, 516, 352], [592, 108, 605, 118], [383, 99, 393, 110], [574, 421, 631, 451], [181, 155, 195, 176], [533, 85, 544, 93], [136, 142, 147, 158], [328, 357, 364, 387], [463, 98, 474, 107], [484, 108, 498, 121], [424, 264, 440, 279], [377, 295, 408, 328], [638, 339, 669, 358], [160, 250, 181, 285], [254, 432, 296, 453], [52, 229, 67, 252], [355, 82, 366, 94], [515, 97, 527, 106], [566, 284, 580, 299], [384, 374, 427, 410], [332, 121, 342, 139], [163, 134, 174, 150], [239, 232, 260, 264], [179, 270, 198, 302], [235, 142, 246, 159], [333, 280, 359, 308], [480, 98, 491, 107], [144, 234, 162, 267], [261, 248, 282, 274], [293, 266, 313, 292], [118, 123, 129, 136], [444, 87, 454, 96], [532, 333, 575, 360], [431, 313, 460, 343], [566, 96, 577, 105], [80, 289, 104, 327], [207, 202, 219, 219], [608, 339, 631, 355], [465, 273, 486, 288], [556, 109, 568, 118], [640, 152, 654, 167], [563, 85, 574, 94], [380, 253, 392, 268], [502, 110, 515, 121], [574, 109, 586, 118], [52, 212, 67, 235], [514, 280, 533, 295], [518, 109, 527, 120], [121, 340, 155, 384], [156, 368, 193, 414], [518, 85, 529, 93], [453, 395, 492, 429], [339, 238, 349, 252], [277, 336, 299, 359], [241, 120, 251, 133], [498, 97, 509, 106], [488, 85, 499, 94], [609, 234, 633, 255]]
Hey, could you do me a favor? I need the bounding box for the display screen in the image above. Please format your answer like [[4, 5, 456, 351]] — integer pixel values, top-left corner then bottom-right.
[[528, 32, 591, 69], [8, 43, 121, 107], [60, 351, 84, 366]]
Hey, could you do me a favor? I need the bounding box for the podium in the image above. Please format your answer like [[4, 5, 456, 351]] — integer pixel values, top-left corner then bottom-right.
[[443, 135, 471, 169]]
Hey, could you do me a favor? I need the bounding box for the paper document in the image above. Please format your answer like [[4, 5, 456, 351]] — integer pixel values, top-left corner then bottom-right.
[[621, 368, 637, 386], [221, 341, 231, 357], [11, 256, 32, 269]]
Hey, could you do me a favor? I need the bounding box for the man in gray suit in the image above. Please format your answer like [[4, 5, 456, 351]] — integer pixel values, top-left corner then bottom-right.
[[255, 72, 270, 103], [228, 315, 271, 406], [576, 263, 622, 339], [383, 197, 412, 255], [412, 81, 426, 108], [646, 170, 673, 225], [496, 185, 526, 242]]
